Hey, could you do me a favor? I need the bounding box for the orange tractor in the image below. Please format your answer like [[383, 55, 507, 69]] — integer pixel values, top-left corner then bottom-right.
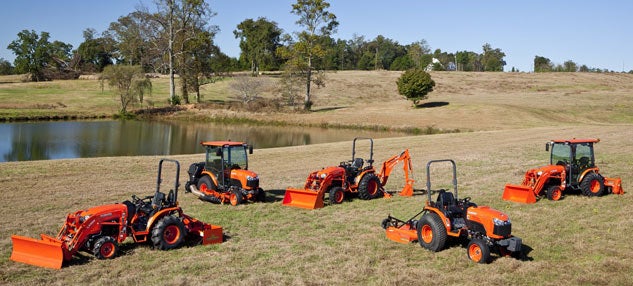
[[382, 159, 523, 263], [185, 141, 265, 205], [10, 159, 223, 269], [502, 138, 624, 204], [283, 137, 415, 209]]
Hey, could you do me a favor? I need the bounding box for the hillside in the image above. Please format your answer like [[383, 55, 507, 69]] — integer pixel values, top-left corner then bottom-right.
[[1, 71, 632, 285]]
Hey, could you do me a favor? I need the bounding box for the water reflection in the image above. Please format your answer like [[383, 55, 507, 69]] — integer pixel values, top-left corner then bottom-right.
[[0, 120, 403, 162]]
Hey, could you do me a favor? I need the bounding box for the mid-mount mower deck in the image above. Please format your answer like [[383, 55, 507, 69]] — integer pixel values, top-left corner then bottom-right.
[[382, 159, 523, 264], [10, 159, 223, 269]]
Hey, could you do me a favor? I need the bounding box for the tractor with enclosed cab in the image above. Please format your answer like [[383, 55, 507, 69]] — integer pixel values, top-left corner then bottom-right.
[[502, 138, 624, 203], [185, 141, 265, 205]]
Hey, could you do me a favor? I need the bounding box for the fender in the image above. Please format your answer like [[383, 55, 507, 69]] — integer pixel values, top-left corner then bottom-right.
[[424, 206, 463, 238], [201, 170, 220, 188], [578, 167, 600, 183]]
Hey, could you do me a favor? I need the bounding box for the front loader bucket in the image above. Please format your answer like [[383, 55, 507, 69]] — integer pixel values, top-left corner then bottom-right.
[[282, 188, 324, 209], [604, 177, 624, 195], [11, 234, 65, 269], [502, 184, 537, 204]]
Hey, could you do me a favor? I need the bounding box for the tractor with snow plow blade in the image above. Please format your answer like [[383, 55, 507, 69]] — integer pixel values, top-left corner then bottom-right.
[[502, 138, 624, 204], [283, 137, 415, 209], [185, 141, 265, 205], [382, 159, 523, 264], [10, 159, 223, 269]]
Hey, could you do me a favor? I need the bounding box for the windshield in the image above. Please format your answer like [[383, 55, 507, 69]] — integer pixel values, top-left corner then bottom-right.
[[574, 143, 594, 169], [550, 143, 571, 165], [206, 145, 248, 171], [226, 145, 248, 169]]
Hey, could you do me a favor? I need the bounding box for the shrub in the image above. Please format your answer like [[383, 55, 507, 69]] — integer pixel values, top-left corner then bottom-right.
[[396, 69, 435, 106]]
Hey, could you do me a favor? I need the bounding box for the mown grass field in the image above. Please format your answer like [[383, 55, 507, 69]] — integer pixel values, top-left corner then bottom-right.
[[1, 71, 632, 285]]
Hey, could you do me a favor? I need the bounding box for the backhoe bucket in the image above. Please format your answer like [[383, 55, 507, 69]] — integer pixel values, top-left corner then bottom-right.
[[282, 188, 324, 209], [398, 179, 415, 197], [604, 177, 624, 195], [502, 184, 537, 204], [10, 234, 65, 269]]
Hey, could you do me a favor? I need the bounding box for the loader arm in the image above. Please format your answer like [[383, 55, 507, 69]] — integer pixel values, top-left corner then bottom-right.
[[377, 149, 415, 196]]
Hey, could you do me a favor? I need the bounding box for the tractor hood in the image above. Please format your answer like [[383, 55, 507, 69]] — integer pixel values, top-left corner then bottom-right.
[[66, 204, 128, 228], [467, 206, 513, 239], [318, 166, 346, 178]]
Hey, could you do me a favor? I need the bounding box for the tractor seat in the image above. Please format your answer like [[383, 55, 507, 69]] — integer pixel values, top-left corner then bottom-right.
[[436, 190, 463, 217], [351, 158, 364, 170]]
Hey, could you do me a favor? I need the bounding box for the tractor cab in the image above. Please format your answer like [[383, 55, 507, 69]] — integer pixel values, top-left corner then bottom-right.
[[203, 141, 252, 186], [547, 139, 597, 185]]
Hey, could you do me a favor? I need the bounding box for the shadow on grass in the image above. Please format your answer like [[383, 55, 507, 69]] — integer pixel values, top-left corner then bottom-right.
[[415, 101, 449, 109], [265, 189, 288, 203], [311, 106, 348, 112]]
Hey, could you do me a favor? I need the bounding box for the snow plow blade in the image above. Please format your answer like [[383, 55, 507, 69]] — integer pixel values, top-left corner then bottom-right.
[[502, 184, 537, 204], [10, 234, 65, 269], [282, 188, 324, 209]]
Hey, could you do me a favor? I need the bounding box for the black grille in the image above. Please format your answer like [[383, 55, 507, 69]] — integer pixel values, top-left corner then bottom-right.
[[246, 179, 259, 189], [493, 223, 512, 237]]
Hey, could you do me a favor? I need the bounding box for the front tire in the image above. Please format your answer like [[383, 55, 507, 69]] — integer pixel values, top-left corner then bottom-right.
[[546, 185, 563, 201], [416, 213, 447, 252], [467, 239, 491, 264], [152, 215, 186, 250], [581, 172, 605, 197], [328, 187, 345, 204], [229, 189, 244, 206], [358, 173, 382, 200], [93, 236, 118, 259]]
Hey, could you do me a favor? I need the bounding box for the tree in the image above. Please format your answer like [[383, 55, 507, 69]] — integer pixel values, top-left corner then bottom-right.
[[143, 0, 217, 105], [481, 43, 505, 71], [234, 17, 283, 75], [76, 28, 115, 72], [0, 58, 13, 75], [101, 65, 152, 115], [563, 60, 577, 72], [534, 55, 552, 72], [396, 69, 435, 106], [8, 30, 52, 81], [280, 0, 338, 110]]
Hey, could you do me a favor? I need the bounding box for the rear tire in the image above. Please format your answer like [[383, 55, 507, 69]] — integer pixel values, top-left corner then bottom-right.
[[546, 185, 562, 201], [152, 215, 186, 250], [580, 173, 605, 197], [197, 176, 216, 195], [417, 213, 447, 252], [93, 236, 118, 259], [358, 173, 382, 200], [467, 239, 491, 264], [328, 187, 345, 204]]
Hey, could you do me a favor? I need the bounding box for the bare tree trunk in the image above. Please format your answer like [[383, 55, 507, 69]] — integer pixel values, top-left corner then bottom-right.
[[168, 0, 177, 104], [304, 56, 312, 110]]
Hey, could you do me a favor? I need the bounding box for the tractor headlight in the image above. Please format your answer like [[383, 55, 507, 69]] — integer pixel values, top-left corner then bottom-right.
[[246, 175, 258, 181], [537, 171, 543, 176], [320, 173, 327, 179], [493, 218, 510, 226], [79, 215, 90, 223]]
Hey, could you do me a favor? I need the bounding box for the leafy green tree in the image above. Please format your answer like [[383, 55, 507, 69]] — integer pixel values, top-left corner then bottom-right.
[[563, 60, 577, 72], [407, 40, 431, 69], [0, 58, 13, 75], [481, 43, 505, 71], [8, 30, 53, 81], [396, 69, 435, 106], [101, 65, 152, 115], [234, 17, 283, 75], [390, 55, 414, 70], [76, 28, 115, 72], [279, 0, 338, 110], [106, 11, 156, 70], [534, 55, 553, 72]]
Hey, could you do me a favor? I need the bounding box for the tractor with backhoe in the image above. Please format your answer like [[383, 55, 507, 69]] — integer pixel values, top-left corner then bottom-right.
[[185, 141, 265, 205], [502, 138, 624, 204], [382, 159, 523, 264], [10, 159, 223, 269], [283, 137, 415, 209]]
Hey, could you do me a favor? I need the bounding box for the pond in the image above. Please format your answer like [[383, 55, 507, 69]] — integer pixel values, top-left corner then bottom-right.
[[0, 120, 405, 162]]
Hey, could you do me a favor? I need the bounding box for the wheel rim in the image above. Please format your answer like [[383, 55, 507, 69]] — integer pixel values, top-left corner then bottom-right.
[[200, 183, 208, 193], [552, 188, 562, 200], [100, 241, 115, 258], [230, 193, 238, 206], [334, 191, 344, 203], [367, 179, 378, 196], [421, 224, 433, 243], [163, 225, 181, 245], [590, 179, 601, 193], [469, 243, 483, 262]]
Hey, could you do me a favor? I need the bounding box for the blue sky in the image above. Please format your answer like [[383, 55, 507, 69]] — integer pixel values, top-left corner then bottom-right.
[[1, 0, 631, 72]]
